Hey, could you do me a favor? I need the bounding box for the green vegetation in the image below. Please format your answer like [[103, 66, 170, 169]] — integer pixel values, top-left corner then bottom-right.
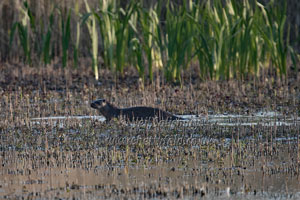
[[83, 0, 99, 79], [7, 0, 298, 83]]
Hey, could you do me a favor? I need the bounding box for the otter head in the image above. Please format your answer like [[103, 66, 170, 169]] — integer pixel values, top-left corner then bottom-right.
[[91, 99, 107, 109], [91, 99, 119, 121]]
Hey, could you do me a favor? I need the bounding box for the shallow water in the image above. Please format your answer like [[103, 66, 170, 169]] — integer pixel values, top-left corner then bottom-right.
[[1, 159, 300, 199], [31, 111, 300, 127], [1, 111, 300, 199]]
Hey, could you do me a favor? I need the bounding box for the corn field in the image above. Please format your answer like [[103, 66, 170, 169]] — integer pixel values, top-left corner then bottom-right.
[[0, 0, 299, 83]]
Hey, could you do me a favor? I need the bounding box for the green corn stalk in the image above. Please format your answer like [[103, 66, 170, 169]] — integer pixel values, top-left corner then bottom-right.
[[83, 0, 99, 80]]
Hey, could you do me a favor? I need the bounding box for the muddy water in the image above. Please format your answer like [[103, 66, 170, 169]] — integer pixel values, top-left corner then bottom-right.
[[2, 159, 300, 199], [1, 113, 300, 199]]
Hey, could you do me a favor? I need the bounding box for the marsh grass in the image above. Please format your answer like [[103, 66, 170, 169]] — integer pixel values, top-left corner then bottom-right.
[[83, 0, 99, 80], [4, 0, 298, 83], [0, 65, 299, 198], [0, 91, 299, 198]]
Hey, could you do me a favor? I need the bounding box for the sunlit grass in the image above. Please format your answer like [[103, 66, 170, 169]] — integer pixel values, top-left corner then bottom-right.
[[8, 0, 298, 83]]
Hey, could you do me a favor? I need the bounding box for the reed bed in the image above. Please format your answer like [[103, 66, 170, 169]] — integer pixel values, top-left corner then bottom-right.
[[1, 0, 298, 84], [0, 1, 299, 198]]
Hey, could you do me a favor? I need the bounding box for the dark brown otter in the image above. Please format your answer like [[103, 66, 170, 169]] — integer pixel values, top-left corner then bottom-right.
[[91, 99, 183, 121]]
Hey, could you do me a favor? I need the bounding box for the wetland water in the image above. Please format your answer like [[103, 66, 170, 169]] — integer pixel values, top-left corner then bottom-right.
[[0, 53, 299, 199], [1, 112, 300, 199]]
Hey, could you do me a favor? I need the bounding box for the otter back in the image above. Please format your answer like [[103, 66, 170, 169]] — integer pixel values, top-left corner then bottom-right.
[[91, 99, 183, 121], [120, 106, 182, 121]]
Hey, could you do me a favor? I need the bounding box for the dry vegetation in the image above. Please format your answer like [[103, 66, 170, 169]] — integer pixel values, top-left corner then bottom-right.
[[0, 0, 300, 199], [0, 64, 300, 199]]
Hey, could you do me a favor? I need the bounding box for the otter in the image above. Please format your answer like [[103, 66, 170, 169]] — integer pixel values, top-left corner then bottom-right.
[[91, 99, 183, 121]]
